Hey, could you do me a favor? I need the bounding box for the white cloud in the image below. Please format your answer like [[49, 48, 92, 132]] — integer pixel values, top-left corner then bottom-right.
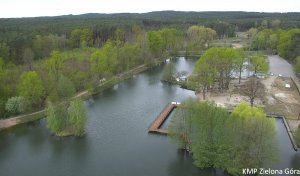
[[0, 0, 299, 18]]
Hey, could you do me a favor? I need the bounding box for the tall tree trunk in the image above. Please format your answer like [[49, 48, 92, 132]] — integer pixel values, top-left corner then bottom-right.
[[203, 87, 206, 100], [250, 97, 254, 107], [239, 67, 242, 84]]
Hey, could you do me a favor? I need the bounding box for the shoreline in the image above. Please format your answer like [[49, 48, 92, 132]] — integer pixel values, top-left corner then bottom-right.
[[0, 63, 153, 130]]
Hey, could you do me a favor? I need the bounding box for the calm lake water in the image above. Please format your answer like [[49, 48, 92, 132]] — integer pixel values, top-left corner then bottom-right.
[[0, 57, 299, 176]]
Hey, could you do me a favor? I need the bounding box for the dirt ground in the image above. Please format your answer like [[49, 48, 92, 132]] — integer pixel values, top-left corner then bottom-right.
[[197, 76, 300, 132], [264, 76, 300, 132], [264, 77, 300, 119], [198, 78, 264, 109]]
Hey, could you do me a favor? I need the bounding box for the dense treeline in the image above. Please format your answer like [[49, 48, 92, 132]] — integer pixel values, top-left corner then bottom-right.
[[249, 27, 300, 77], [250, 28, 300, 62], [169, 100, 277, 176], [1, 11, 300, 63], [0, 24, 185, 118]]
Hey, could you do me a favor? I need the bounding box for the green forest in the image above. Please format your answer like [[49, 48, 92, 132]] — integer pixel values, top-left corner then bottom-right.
[[1, 10, 300, 174], [1, 11, 300, 134], [0, 12, 299, 131]]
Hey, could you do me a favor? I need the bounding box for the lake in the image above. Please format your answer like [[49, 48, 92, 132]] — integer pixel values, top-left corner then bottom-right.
[[0, 57, 299, 176]]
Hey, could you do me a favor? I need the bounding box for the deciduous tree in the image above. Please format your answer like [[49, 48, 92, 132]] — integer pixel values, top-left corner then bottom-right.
[[5, 96, 26, 115], [46, 101, 68, 134], [146, 31, 163, 57], [161, 62, 176, 81], [22, 48, 34, 70], [18, 71, 45, 109], [68, 99, 86, 136], [250, 54, 269, 74], [241, 77, 265, 106], [227, 102, 277, 174]]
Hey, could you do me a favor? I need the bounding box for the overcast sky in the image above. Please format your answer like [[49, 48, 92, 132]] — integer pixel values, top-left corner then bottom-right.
[[1, 0, 300, 18]]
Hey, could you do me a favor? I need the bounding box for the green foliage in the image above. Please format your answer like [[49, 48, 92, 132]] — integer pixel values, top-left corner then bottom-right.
[[46, 101, 67, 134], [47, 73, 76, 103], [250, 54, 269, 74], [68, 99, 86, 136], [33, 34, 67, 59], [158, 28, 181, 55], [296, 124, 300, 147], [277, 29, 300, 62], [119, 42, 144, 70], [233, 49, 245, 83], [187, 25, 217, 51], [147, 31, 163, 57], [0, 42, 10, 61], [227, 102, 277, 175], [247, 26, 300, 65], [57, 75, 76, 100], [0, 60, 20, 117], [91, 41, 118, 80], [70, 28, 93, 48], [294, 57, 300, 73], [192, 47, 242, 98], [251, 29, 280, 53], [190, 101, 230, 168], [47, 51, 63, 80], [261, 19, 269, 29], [161, 62, 176, 81], [114, 28, 126, 42], [193, 57, 215, 99], [169, 101, 277, 176], [251, 28, 300, 64], [271, 19, 281, 29], [5, 96, 26, 116], [1, 11, 300, 63], [22, 48, 34, 69], [46, 99, 86, 136], [18, 71, 45, 109], [247, 28, 258, 38], [0, 57, 4, 71]]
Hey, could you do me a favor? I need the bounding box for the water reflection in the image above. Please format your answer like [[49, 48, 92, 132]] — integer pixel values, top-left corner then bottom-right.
[[0, 57, 299, 176]]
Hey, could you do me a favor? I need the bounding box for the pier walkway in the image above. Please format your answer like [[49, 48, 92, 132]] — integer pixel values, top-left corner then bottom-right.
[[148, 102, 179, 135]]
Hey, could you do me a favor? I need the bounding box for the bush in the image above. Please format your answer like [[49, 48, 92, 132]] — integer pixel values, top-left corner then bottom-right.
[[46, 99, 86, 136], [57, 75, 76, 100], [46, 101, 68, 134], [68, 99, 86, 136], [5, 96, 27, 116]]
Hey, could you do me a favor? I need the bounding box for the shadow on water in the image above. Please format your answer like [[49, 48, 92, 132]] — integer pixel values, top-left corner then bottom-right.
[[291, 153, 300, 169], [142, 64, 165, 84], [167, 149, 229, 176], [49, 133, 89, 157]]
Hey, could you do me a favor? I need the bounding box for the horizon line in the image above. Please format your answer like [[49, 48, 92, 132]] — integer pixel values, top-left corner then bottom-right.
[[1, 10, 300, 19]]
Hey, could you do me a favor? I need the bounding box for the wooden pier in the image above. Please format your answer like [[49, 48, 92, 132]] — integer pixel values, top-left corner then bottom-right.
[[148, 103, 178, 135]]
